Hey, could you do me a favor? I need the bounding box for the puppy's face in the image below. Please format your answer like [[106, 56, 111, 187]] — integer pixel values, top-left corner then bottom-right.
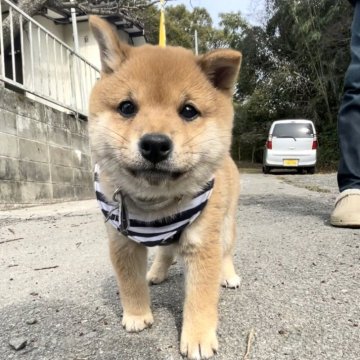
[[89, 16, 241, 198]]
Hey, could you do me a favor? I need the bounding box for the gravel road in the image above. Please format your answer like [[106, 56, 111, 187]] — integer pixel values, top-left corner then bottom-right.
[[0, 171, 359, 360]]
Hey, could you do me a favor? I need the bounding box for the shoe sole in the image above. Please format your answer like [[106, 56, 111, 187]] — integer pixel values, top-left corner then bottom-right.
[[330, 218, 360, 228]]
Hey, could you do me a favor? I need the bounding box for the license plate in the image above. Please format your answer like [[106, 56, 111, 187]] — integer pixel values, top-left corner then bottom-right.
[[283, 159, 298, 166]]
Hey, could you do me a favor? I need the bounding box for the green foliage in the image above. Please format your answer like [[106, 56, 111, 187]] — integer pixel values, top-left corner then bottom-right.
[[228, 0, 352, 168], [141, 4, 224, 52], [317, 123, 339, 170]]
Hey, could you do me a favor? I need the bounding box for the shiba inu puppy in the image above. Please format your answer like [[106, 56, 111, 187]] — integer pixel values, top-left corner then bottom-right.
[[88, 15, 242, 360]]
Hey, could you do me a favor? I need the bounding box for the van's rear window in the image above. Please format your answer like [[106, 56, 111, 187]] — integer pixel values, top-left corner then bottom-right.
[[272, 123, 314, 138]]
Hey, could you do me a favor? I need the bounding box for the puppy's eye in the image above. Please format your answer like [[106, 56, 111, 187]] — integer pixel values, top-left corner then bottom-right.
[[179, 104, 199, 121], [117, 101, 137, 118]]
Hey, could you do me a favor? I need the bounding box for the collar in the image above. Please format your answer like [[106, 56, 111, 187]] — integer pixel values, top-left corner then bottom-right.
[[94, 164, 214, 247]]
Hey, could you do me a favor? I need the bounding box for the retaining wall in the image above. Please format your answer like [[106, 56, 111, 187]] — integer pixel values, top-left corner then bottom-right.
[[0, 87, 93, 209]]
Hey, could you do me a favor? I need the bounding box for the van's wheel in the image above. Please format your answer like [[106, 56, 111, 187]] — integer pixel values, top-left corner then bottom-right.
[[263, 166, 271, 174], [307, 167, 315, 174]]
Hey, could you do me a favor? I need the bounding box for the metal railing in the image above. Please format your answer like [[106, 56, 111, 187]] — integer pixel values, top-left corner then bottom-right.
[[0, 0, 100, 116]]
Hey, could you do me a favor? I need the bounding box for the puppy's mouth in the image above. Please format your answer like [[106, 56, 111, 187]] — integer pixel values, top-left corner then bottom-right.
[[127, 167, 185, 184]]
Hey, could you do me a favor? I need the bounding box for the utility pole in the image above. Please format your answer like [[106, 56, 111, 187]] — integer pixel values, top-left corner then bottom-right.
[[70, 0, 79, 52], [194, 29, 198, 55]]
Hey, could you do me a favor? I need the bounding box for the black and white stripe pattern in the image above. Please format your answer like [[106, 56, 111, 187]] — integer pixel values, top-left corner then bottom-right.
[[94, 164, 214, 247]]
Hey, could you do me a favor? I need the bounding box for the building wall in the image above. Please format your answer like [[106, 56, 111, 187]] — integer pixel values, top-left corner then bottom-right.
[[63, 19, 131, 70], [0, 86, 93, 209], [22, 16, 135, 115], [23, 16, 98, 115]]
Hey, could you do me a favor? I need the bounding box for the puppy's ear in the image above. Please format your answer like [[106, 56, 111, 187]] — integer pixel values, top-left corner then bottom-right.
[[89, 15, 130, 74], [197, 49, 242, 94]]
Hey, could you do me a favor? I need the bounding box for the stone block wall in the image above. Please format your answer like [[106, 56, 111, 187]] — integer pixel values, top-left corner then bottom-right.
[[0, 87, 93, 209]]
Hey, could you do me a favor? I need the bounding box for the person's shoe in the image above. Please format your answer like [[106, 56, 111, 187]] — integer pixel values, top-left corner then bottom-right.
[[330, 189, 360, 227]]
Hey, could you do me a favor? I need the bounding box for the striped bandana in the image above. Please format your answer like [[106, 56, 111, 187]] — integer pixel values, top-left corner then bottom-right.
[[94, 164, 214, 247]]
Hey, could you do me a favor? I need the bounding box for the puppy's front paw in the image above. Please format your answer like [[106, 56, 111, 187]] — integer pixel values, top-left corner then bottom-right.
[[122, 311, 154, 332], [180, 328, 218, 359], [221, 274, 241, 289]]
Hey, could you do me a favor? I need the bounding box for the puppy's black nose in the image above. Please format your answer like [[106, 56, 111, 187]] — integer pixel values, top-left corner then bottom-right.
[[139, 133, 173, 164]]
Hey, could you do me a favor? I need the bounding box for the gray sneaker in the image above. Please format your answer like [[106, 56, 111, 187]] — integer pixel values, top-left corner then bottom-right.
[[330, 189, 360, 228]]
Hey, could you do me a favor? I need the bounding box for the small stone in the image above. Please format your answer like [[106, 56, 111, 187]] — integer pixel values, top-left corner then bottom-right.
[[9, 337, 27, 351], [26, 319, 37, 325], [85, 332, 97, 338]]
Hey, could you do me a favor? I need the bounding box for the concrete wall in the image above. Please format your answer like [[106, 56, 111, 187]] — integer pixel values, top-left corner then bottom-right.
[[0, 86, 93, 209]]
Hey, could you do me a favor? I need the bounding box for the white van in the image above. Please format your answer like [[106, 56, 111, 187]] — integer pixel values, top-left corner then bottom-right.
[[263, 119, 317, 174]]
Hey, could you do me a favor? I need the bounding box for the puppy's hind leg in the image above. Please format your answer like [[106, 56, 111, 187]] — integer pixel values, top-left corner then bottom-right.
[[147, 244, 177, 285], [221, 215, 241, 289], [109, 231, 153, 332]]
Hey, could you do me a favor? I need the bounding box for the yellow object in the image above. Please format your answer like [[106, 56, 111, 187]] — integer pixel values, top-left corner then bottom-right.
[[159, 0, 166, 47]]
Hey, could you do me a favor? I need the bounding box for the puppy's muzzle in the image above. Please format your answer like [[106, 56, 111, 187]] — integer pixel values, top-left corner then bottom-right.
[[139, 133, 173, 164]]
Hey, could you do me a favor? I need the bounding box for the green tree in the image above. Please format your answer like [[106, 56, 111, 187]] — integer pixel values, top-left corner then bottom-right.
[[142, 4, 225, 52], [223, 0, 352, 168]]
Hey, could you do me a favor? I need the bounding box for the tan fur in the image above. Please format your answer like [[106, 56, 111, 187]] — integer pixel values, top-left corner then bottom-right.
[[88, 16, 242, 360]]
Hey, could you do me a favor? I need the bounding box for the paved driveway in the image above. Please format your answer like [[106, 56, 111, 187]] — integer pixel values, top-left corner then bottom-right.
[[0, 172, 359, 359]]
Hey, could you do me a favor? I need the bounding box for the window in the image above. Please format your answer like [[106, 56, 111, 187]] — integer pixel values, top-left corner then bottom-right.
[[273, 123, 314, 138]]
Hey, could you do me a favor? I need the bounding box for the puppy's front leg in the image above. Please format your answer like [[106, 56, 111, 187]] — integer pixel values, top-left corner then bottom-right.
[[109, 231, 153, 332], [180, 234, 222, 360]]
